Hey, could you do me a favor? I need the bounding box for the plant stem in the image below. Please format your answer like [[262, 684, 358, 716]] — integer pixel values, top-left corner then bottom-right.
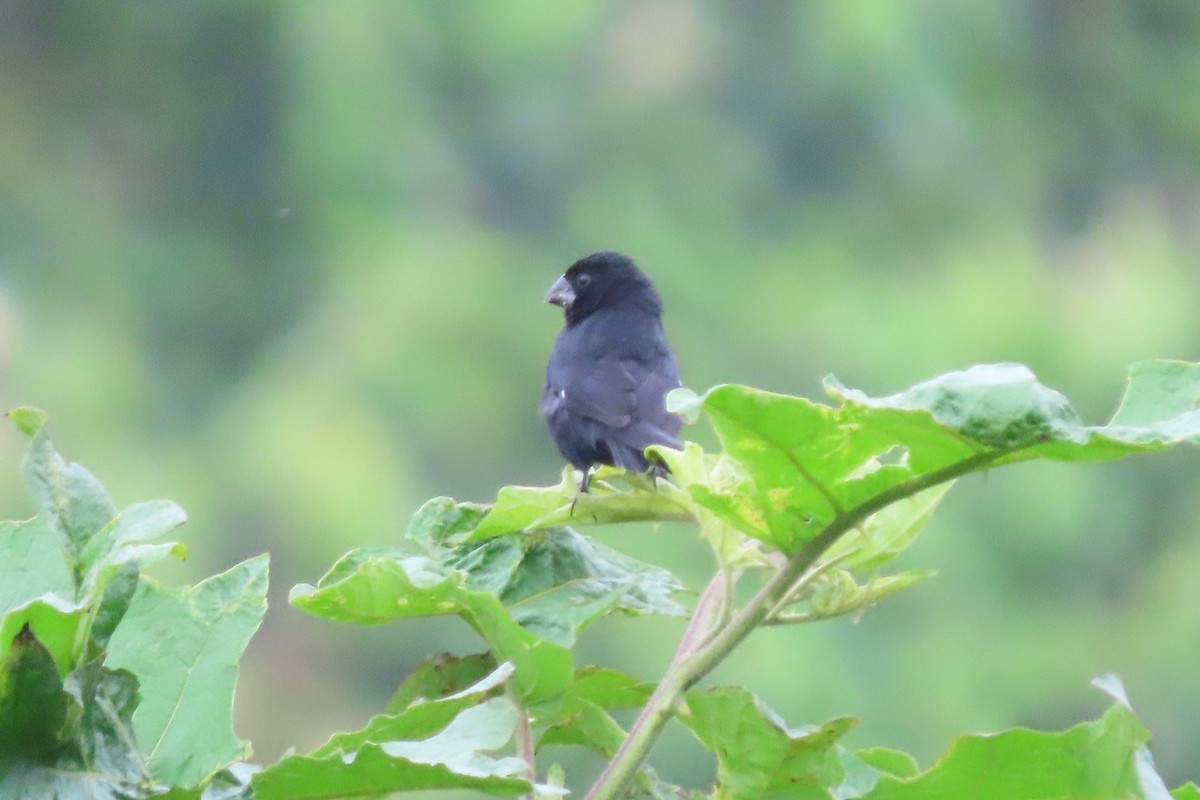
[[582, 572, 728, 800], [583, 448, 1007, 800], [510, 686, 537, 798]]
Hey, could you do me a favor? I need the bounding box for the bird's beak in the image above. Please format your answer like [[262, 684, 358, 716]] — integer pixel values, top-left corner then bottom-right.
[[545, 275, 575, 309]]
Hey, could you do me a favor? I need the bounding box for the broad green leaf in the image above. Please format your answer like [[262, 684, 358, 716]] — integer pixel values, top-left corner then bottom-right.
[[406, 496, 490, 546], [830, 360, 1200, 465], [1173, 784, 1200, 800], [470, 467, 690, 540], [683, 686, 857, 799], [555, 666, 655, 710], [0, 596, 87, 676], [290, 551, 573, 703], [0, 637, 152, 798], [689, 361, 1200, 552], [22, 427, 118, 577], [386, 651, 498, 714], [831, 363, 1087, 450], [0, 518, 73, 616], [862, 676, 1170, 800], [106, 554, 269, 787], [533, 667, 653, 757], [378, 698, 527, 777], [65, 662, 146, 780], [252, 698, 532, 799], [648, 442, 770, 570], [821, 482, 953, 572], [460, 528, 687, 646], [536, 696, 627, 756], [314, 662, 516, 759], [0, 508, 186, 674], [79, 499, 188, 590], [0, 624, 69, 760], [296, 504, 684, 699], [88, 563, 139, 653], [1108, 360, 1200, 428]]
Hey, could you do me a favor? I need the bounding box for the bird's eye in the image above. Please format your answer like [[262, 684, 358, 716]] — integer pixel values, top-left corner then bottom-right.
[[575, 273, 592, 288]]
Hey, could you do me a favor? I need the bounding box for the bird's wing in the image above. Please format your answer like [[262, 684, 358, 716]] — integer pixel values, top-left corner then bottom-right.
[[626, 362, 683, 445], [561, 353, 638, 428]]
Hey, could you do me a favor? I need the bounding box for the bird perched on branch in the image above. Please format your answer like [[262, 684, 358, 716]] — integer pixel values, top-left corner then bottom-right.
[[541, 252, 683, 492]]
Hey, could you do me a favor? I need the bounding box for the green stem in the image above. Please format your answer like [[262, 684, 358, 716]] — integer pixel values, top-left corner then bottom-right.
[[583, 572, 729, 800], [583, 448, 1007, 800], [509, 686, 537, 798]]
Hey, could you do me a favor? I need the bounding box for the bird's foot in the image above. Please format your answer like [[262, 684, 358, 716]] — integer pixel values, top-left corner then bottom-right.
[[569, 467, 593, 516]]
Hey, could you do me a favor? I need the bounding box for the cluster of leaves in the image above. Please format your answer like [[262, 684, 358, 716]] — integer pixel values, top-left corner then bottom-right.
[[3, 360, 1199, 798], [0, 409, 266, 798], [276, 361, 1200, 798]]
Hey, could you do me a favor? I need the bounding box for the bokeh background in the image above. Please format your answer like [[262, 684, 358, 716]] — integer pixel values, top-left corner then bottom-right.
[[2, 0, 1199, 789]]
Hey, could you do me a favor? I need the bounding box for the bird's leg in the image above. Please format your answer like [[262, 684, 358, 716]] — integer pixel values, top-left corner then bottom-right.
[[646, 458, 671, 488], [569, 466, 593, 516]]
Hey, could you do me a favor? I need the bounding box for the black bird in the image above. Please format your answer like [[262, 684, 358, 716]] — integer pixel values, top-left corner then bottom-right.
[[541, 252, 683, 492]]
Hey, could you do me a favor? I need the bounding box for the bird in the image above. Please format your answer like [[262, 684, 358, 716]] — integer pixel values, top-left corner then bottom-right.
[[541, 251, 683, 493]]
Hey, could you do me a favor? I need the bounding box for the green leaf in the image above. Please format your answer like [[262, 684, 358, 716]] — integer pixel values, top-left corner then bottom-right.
[[0, 624, 69, 760], [252, 697, 533, 799], [0, 517, 74, 620], [406, 496, 490, 546], [386, 651, 498, 714], [6, 406, 49, 437], [829, 363, 1087, 449], [460, 528, 687, 646], [537, 696, 627, 756], [854, 747, 919, 778], [555, 666, 655, 710], [821, 482, 953, 572], [65, 661, 147, 780], [296, 504, 683, 700], [683, 686, 857, 799], [22, 427, 118, 576], [688, 362, 1200, 552], [533, 667, 654, 757], [648, 442, 770, 570], [0, 633, 153, 798], [470, 467, 690, 540], [830, 360, 1200, 464], [0, 596, 87, 677], [377, 698, 527, 777], [315, 662, 516, 759], [1109, 360, 1200, 427], [78, 499, 189, 591], [105, 554, 269, 787], [806, 569, 935, 620], [862, 676, 1170, 799], [88, 563, 140, 653], [290, 551, 573, 703], [1173, 784, 1200, 800]]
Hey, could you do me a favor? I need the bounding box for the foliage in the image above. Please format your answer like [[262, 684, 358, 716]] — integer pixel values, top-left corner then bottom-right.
[[0, 410, 265, 798], [3, 360, 1198, 797], [6, 2, 1200, 778]]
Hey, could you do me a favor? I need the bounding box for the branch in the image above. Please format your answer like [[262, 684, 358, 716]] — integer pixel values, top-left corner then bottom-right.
[[584, 447, 1011, 800]]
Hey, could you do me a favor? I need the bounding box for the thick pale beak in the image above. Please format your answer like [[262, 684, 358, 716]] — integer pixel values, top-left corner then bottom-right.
[[545, 275, 575, 308]]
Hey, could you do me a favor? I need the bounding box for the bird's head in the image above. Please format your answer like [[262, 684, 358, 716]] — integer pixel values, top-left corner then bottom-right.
[[545, 251, 663, 325]]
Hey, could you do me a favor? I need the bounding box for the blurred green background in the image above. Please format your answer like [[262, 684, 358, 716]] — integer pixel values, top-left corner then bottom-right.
[[2, 0, 1199, 788]]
